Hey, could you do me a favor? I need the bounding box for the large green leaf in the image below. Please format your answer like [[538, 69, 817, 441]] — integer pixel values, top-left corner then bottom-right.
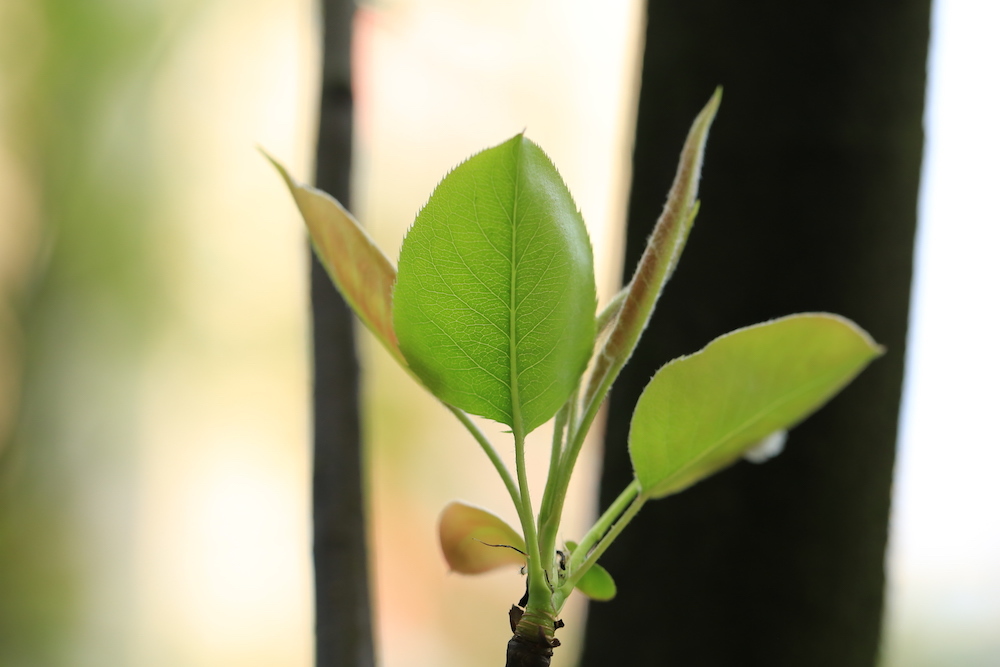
[[630, 313, 882, 499], [393, 135, 597, 434]]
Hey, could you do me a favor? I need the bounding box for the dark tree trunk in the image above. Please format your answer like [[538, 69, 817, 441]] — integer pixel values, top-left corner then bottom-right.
[[311, 2, 375, 666], [580, 1, 929, 666]]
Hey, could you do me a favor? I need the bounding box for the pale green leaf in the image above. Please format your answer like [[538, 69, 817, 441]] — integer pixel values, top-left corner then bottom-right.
[[393, 134, 597, 433], [265, 152, 403, 366], [575, 562, 617, 601], [630, 313, 883, 499], [563, 540, 616, 601], [438, 501, 526, 574]]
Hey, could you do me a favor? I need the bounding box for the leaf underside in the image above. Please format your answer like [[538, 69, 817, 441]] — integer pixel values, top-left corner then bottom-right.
[[576, 562, 617, 601], [393, 135, 597, 434], [629, 313, 883, 499], [265, 152, 403, 366], [439, 501, 526, 574]]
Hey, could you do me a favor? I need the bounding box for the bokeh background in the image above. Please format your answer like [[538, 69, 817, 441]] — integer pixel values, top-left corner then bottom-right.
[[0, 0, 996, 666]]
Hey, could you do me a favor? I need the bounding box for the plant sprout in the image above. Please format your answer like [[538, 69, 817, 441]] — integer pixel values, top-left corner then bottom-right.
[[267, 89, 882, 666]]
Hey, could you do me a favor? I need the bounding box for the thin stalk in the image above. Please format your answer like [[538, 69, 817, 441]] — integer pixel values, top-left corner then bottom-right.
[[536, 393, 573, 574], [448, 405, 520, 510], [571, 479, 640, 564], [538, 401, 569, 523], [540, 394, 605, 553], [563, 492, 647, 594], [533, 379, 605, 583], [566, 385, 579, 445], [514, 426, 550, 609]]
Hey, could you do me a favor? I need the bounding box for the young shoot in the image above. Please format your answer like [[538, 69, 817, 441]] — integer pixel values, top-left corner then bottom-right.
[[268, 89, 882, 666]]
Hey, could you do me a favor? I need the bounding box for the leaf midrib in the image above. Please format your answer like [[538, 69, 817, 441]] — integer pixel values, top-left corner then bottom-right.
[[507, 140, 524, 436]]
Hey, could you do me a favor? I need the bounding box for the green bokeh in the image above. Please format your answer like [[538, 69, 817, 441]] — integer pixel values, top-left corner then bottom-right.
[[0, 0, 167, 662]]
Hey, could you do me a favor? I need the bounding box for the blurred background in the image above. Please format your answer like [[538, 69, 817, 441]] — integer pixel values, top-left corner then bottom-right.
[[0, 0, 996, 666]]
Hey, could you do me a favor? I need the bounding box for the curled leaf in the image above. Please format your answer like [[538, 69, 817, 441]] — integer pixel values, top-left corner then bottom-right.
[[264, 152, 404, 367], [582, 89, 720, 416], [439, 500, 526, 574]]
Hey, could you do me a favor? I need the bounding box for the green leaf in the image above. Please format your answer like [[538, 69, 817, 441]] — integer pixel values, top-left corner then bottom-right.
[[264, 152, 404, 367], [575, 562, 617, 601], [563, 540, 616, 600], [583, 89, 721, 418], [438, 501, 526, 574], [393, 134, 597, 434], [629, 313, 883, 499]]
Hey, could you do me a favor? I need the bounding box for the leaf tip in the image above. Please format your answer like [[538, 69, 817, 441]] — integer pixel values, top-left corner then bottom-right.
[[697, 86, 723, 130], [259, 147, 297, 192]]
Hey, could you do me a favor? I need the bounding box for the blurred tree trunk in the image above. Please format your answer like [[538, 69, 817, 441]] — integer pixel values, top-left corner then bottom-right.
[[311, 1, 375, 666], [580, 1, 929, 665]]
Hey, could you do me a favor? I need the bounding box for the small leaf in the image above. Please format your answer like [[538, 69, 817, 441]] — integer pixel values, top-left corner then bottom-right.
[[575, 562, 617, 601], [264, 152, 404, 366], [562, 540, 616, 601], [438, 501, 526, 574], [630, 313, 883, 499], [394, 134, 597, 434]]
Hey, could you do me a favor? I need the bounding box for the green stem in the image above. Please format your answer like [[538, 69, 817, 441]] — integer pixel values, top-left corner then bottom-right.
[[538, 394, 604, 562], [595, 286, 628, 336], [571, 479, 640, 566], [538, 402, 569, 523], [513, 426, 550, 610], [536, 395, 573, 575], [569, 362, 612, 465], [448, 405, 520, 509], [563, 490, 646, 595]]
